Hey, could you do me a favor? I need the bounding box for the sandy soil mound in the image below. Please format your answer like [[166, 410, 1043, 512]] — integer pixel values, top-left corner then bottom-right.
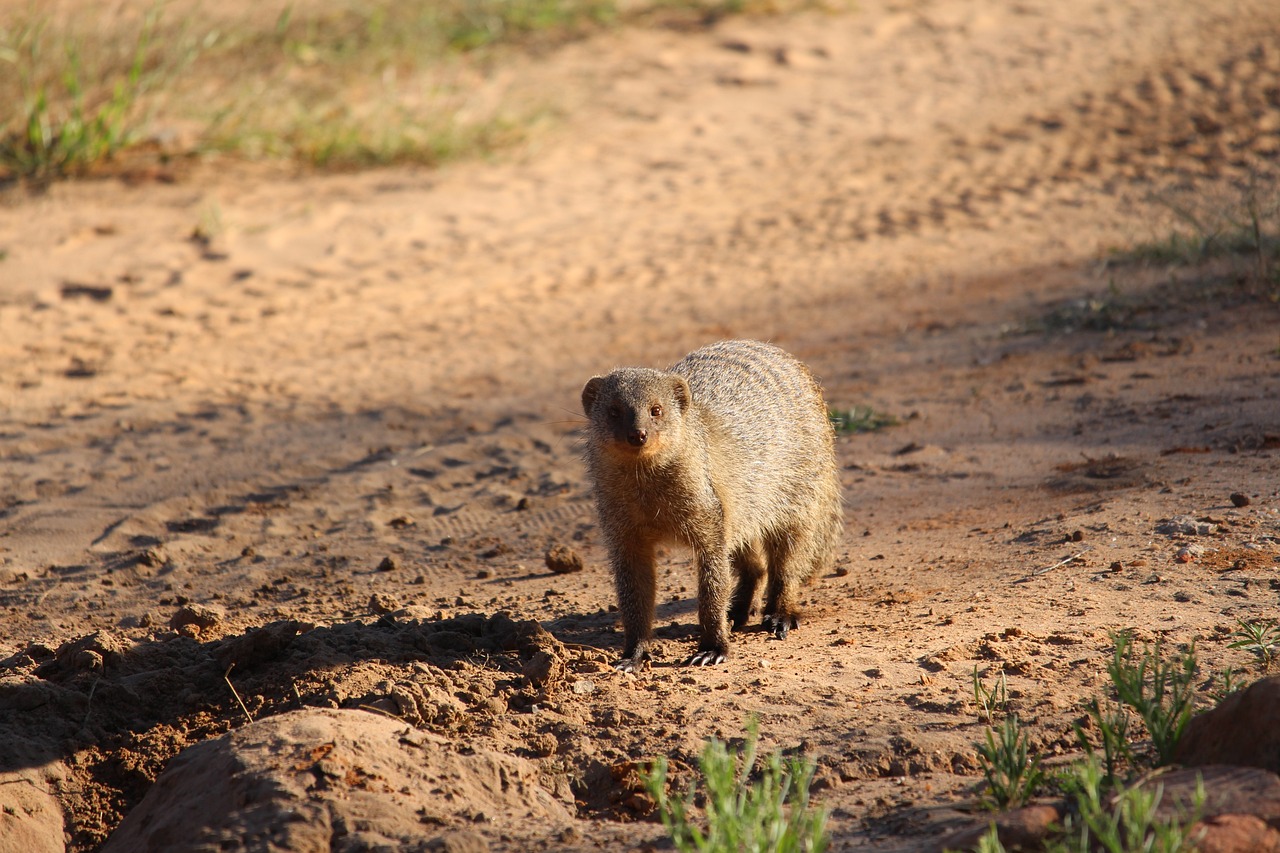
[[102, 708, 569, 852]]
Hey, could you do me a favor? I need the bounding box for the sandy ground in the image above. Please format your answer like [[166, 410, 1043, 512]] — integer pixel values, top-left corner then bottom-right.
[[2, 0, 1280, 849]]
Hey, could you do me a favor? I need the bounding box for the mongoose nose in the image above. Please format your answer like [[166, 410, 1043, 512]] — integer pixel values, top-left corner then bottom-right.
[[627, 429, 648, 447]]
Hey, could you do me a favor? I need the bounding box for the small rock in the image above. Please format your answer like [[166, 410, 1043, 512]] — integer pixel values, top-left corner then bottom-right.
[[1157, 515, 1219, 536], [169, 603, 224, 632], [570, 679, 597, 695], [73, 649, 104, 672], [1231, 492, 1252, 508], [1192, 813, 1280, 853], [138, 547, 169, 568], [522, 650, 564, 688], [545, 543, 584, 575], [1175, 548, 1195, 564], [376, 556, 398, 572], [368, 593, 399, 614], [932, 804, 1062, 852]]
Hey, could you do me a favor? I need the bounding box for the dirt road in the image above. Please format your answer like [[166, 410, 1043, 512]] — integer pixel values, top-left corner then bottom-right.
[[2, 0, 1279, 849]]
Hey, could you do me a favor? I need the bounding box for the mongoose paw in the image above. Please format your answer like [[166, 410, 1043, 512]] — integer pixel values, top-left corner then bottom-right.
[[763, 614, 798, 641], [613, 648, 651, 673], [686, 648, 727, 667]]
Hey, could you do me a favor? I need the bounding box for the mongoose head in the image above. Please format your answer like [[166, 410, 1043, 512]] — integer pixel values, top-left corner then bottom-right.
[[582, 368, 692, 462]]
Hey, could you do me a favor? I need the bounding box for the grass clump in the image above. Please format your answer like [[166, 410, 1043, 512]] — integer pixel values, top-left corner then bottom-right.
[[1115, 168, 1280, 285], [642, 720, 829, 853], [1229, 618, 1280, 673], [830, 406, 898, 433], [972, 665, 1010, 724], [1048, 759, 1204, 853], [1105, 633, 1197, 767], [0, 0, 840, 182], [976, 715, 1044, 810], [0, 6, 173, 181], [969, 635, 1207, 851]]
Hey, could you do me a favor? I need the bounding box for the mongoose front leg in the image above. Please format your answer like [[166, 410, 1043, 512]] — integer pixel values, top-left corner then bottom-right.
[[687, 546, 732, 666], [611, 542, 657, 672]]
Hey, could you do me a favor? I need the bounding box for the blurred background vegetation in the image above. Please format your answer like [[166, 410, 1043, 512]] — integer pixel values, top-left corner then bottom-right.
[[0, 0, 833, 183]]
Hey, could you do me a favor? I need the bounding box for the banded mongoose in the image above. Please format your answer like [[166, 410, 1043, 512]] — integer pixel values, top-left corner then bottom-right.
[[581, 339, 842, 671]]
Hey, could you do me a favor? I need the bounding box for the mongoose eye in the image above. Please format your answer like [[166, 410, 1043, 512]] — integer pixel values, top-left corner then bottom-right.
[[650, 404, 663, 418], [608, 405, 623, 420]]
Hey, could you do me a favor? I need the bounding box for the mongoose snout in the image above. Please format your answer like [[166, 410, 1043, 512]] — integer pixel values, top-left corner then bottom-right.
[[581, 339, 843, 672]]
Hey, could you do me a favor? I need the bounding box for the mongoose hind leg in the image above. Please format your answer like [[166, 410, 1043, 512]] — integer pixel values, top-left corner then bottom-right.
[[762, 524, 823, 640], [727, 541, 767, 630]]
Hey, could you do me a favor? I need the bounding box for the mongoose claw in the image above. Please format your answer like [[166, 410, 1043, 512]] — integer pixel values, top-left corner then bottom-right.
[[763, 614, 797, 641], [686, 649, 727, 667], [613, 653, 651, 673]]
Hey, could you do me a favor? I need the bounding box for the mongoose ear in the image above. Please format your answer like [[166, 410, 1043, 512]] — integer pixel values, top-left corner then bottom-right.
[[670, 375, 691, 412], [582, 376, 606, 416]]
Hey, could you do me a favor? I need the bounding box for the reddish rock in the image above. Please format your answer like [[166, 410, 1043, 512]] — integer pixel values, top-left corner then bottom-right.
[[1192, 813, 1280, 853], [931, 803, 1061, 852], [1151, 765, 1280, 830], [1175, 677, 1280, 773]]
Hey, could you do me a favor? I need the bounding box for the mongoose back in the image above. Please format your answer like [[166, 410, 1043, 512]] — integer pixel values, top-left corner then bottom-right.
[[581, 339, 842, 671]]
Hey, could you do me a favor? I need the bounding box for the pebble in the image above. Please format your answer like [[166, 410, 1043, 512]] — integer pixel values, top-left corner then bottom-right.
[[545, 543, 584, 575], [1230, 492, 1252, 507]]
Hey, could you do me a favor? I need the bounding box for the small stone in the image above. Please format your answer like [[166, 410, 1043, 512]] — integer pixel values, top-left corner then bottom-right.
[[545, 543, 584, 575], [1231, 492, 1252, 508], [369, 593, 399, 614], [522, 650, 563, 688], [1071, 529, 1084, 542], [1175, 548, 1195, 564], [570, 679, 596, 695], [73, 649, 104, 672], [377, 556, 398, 572], [1157, 515, 1218, 536], [169, 603, 225, 632]]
